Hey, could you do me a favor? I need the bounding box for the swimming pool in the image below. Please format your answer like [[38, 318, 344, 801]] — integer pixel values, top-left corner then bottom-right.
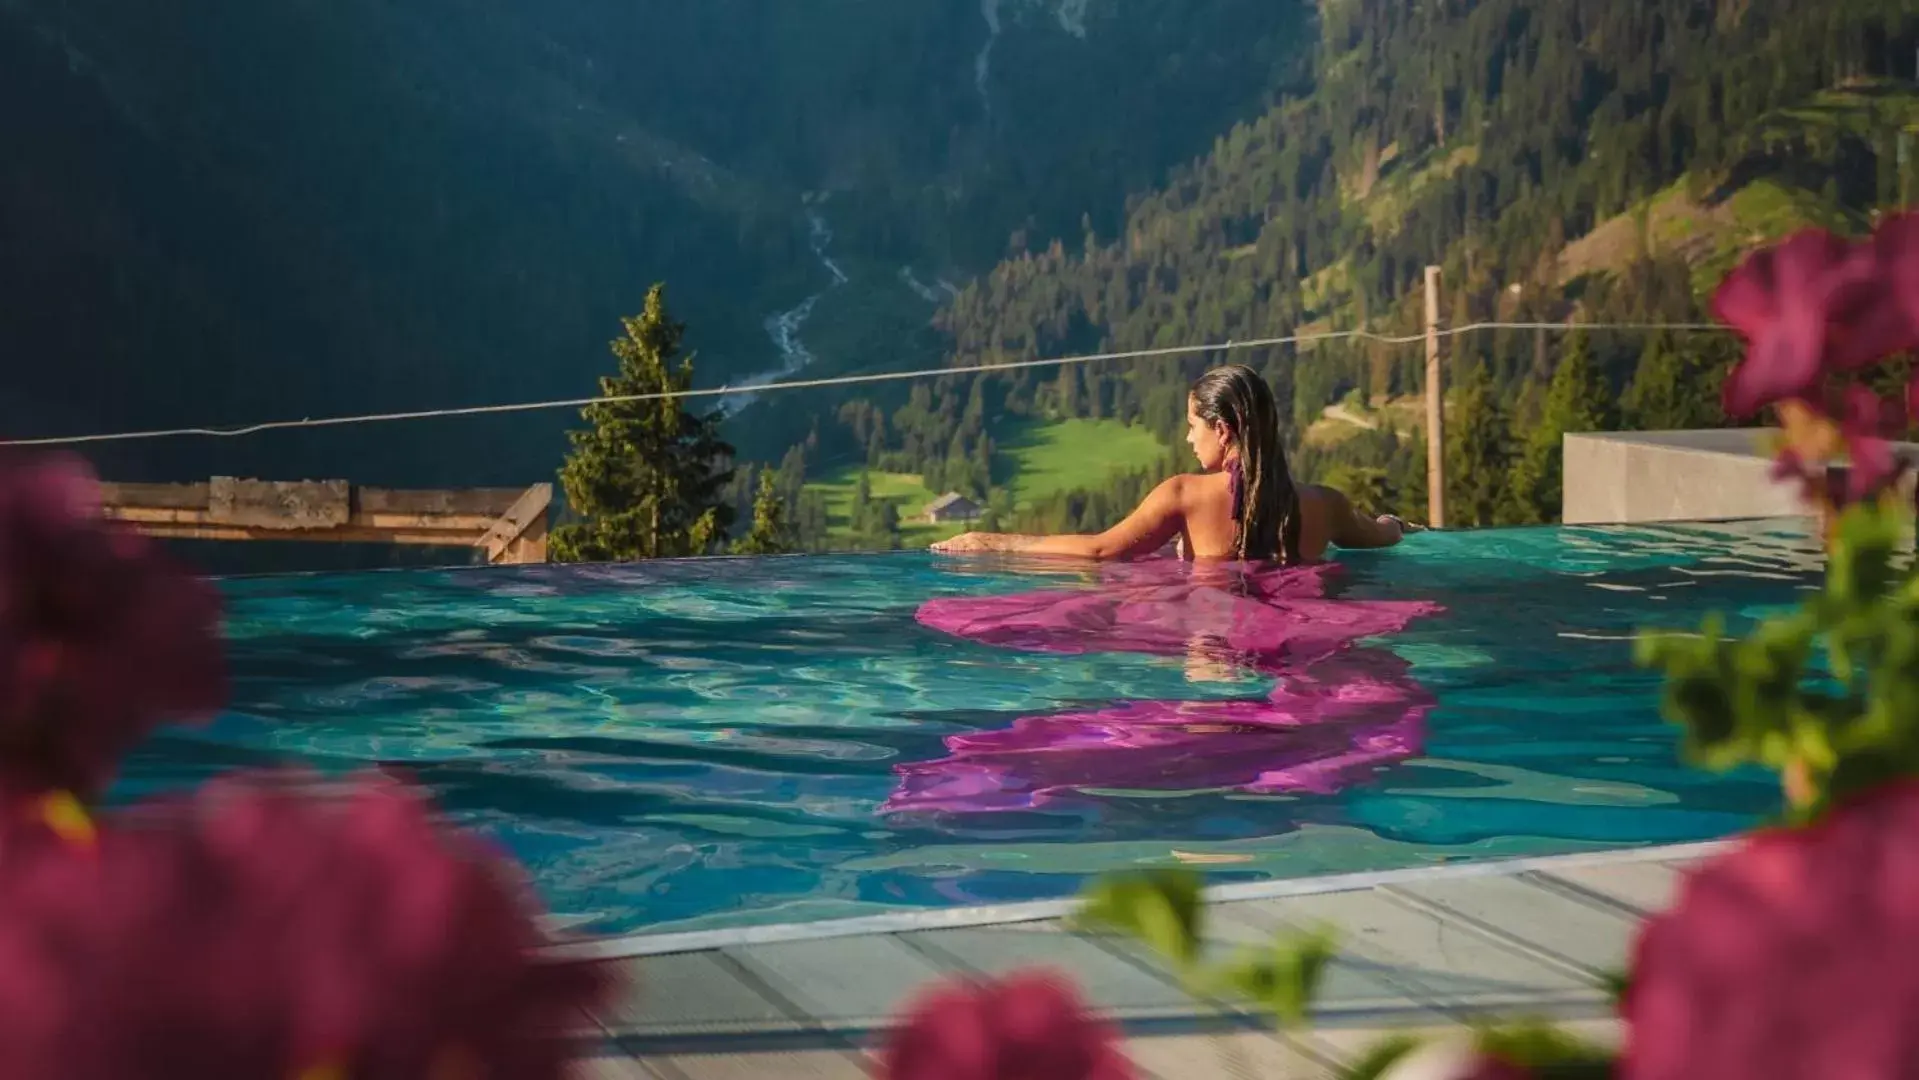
[[112, 519, 1818, 939]]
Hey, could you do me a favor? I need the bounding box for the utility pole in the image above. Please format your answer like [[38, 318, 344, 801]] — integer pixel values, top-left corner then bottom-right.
[[1424, 265, 1446, 528]]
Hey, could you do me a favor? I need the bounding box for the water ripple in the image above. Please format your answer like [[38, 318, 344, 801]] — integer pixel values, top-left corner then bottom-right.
[[114, 520, 1811, 936]]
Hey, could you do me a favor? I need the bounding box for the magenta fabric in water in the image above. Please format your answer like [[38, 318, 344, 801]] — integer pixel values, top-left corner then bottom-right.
[[889, 560, 1443, 814]]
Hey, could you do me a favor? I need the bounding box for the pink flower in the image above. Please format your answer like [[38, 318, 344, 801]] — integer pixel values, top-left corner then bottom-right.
[[1766, 448, 1826, 507], [1622, 780, 1919, 1080], [1835, 384, 1907, 502], [1872, 212, 1919, 345], [0, 452, 225, 799], [0, 772, 611, 1078], [880, 971, 1133, 1080], [1714, 229, 1910, 418]]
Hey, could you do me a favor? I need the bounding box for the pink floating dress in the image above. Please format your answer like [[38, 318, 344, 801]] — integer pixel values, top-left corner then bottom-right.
[[890, 558, 1443, 815]]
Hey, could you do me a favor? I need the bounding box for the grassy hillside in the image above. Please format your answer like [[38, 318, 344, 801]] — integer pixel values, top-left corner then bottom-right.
[[796, 416, 1174, 545], [806, 469, 962, 550], [1557, 81, 1919, 294], [995, 418, 1170, 509]]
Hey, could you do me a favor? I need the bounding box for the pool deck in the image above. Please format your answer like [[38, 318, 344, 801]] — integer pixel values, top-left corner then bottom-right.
[[560, 841, 1723, 1078]]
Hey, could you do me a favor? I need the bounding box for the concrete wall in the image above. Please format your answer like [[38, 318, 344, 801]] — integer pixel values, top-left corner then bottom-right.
[[1561, 429, 1919, 525]]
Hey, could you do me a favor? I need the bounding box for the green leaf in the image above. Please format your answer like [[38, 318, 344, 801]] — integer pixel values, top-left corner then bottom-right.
[[1074, 870, 1207, 969], [1334, 1034, 1424, 1080], [1634, 495, 1919, 825], [1214, 925, 1338, 1028], [1598, 967, 1629, 1005], [1475, 1020, 1617, 1078]]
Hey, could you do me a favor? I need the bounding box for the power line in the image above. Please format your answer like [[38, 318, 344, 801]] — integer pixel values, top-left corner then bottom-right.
[[4, 320, 1733, 448]]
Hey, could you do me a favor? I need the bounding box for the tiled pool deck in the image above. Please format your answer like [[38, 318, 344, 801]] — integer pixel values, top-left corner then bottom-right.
[[559, 841, 1722, 1078]]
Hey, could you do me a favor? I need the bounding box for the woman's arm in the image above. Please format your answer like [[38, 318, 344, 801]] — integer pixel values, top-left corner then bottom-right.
[[932, 477, 1187, 560], [1321, 486, 1410, 549]]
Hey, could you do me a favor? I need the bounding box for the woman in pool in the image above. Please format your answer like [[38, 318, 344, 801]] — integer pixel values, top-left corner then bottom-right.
[[930, 364, 1415, 563]]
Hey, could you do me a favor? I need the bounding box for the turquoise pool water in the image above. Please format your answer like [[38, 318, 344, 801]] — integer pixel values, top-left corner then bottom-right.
[[113, 520, 1819, 938]]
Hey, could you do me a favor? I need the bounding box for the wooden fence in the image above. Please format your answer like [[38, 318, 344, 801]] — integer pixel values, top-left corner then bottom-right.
[[100, 477, 552, 564]]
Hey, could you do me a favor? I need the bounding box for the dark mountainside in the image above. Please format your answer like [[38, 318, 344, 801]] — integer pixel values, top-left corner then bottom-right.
[[8, 0, 1916, 567], [0, 0, 1310, 490]]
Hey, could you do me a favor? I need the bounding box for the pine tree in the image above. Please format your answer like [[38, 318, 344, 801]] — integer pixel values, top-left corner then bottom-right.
[[1389, 431, 1429, 523], [980, 487, 1016, 533], [1444, 360, 1516, 528], [732, 470, 795, 555], [874, 501, 903, 550], [1056, 363, 1082, 418], [551, 285, 735, 562], [1507, 331, 1612, 523], [851, 469, 873, 531], [1621, 330, 1728, 432], [1322, 464, 1392, 516]]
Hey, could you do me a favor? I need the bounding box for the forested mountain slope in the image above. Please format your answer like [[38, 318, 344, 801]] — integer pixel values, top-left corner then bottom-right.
[[766, 0, 1919, 546]]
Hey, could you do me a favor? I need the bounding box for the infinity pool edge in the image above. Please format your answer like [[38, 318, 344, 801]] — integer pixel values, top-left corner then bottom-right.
[[539, 838, 1729, 963]]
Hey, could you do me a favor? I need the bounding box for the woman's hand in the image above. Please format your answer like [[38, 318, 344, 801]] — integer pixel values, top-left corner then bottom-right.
[[931, 532, 997, 554], [1377, 514, 1426, 535]]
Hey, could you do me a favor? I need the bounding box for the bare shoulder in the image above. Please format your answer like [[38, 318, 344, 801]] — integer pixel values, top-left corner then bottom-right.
[[1153, 472, 1209, 504], [1298, 483, 1349, 510]]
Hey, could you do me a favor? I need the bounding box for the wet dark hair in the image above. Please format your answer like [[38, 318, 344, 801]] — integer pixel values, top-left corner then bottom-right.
[[1190, 365, 1300, 563]]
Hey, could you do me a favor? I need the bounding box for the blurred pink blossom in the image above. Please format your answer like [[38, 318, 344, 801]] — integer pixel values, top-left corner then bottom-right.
[[0, 452, 225, 799], [1714, 220, 1919, 509], [1622, 780, 1919, 1080], [1872, 212, 1919, 344], [1714, 231, 1890, 417], [1835, 384, 1905, 501], [0, 772, 611, 1079], [880, 971, 1133, 1080], [1714, 229, 1914, 419]]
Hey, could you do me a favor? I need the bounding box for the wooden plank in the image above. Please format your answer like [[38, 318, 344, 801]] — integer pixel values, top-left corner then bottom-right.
[[105, 506, 226, 525], [591, 954, 803, 1038], [722, 935, 951, 1030], [1124, 1027, 1335, 1080], [208, 476, 350, 529], [480, 483, 554, 562], [98, 481, 209, 510], [1381, 875, 1639, 976], [103, 480, 526, 518], [1296, 1015, 1619, 1078], [355, 511, 500, 531], [1198, 903, 1428, 1016], [101, 477, 545, 560], [1305, 1021, 1464, 1070], [648, 1046, 873, 1080], [1527, 861, 1688, 918], [112, 523, 488, 547], [505, 509, 551, 564], [1554, 1016, 1624, 1050], [553, 1004, 619, 1040], [358, 485, 528, 515], [897, 923, 1194, 1018], [1219, 891, 1599, 1011], [571, 1044, 667, 1079], [109, 506, 495, 533]]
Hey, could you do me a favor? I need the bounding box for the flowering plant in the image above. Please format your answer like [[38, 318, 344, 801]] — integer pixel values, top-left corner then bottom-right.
[[0, 452, 226, 801], [1622, 780, 1919, 1080], [1711, 216, 1919, 518], [881, 971, 1136, 1080], [0, 451, 612, 1078], [1642, 213, 1919, 819]]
